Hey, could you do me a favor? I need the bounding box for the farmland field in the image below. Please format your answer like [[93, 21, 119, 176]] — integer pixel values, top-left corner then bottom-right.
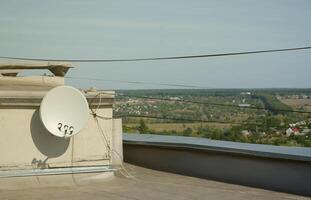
[[280, 98, 311, 111]]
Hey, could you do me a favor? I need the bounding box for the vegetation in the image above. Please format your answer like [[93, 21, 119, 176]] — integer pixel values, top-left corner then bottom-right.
[[124, 122, 311, 147], [137, 119, 149, 134], [117, 89, 311, 147]]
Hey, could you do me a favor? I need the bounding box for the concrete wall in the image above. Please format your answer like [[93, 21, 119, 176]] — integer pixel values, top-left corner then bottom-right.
[[0, 91, 123, 170], [123, 135, 311, 197], [0, 76, 64, 88]]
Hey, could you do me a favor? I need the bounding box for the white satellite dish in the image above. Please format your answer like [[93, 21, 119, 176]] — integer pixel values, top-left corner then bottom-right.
[[40, 86, 89, 138]]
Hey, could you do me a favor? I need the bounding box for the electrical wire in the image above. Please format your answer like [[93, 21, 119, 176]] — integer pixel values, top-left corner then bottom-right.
[[93, 112, 263, 126], [89, 93, 135, 178], [70, 135, 79, 185], [94, 91, 311, 114], [94, 114, 134, 178], [1, 46, 310, 62], [117, 94, 311, 114], [85, 91, 310, 136], [90, 97, 263, 127], [66, 76, 207, 89], [114, 114, 262, 126]]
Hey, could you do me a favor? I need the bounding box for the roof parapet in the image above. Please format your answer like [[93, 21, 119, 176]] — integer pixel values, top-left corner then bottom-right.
[[0, 62, 73, 77]]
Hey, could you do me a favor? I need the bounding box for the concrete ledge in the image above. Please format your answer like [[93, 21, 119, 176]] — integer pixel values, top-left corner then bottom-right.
[[0, 90, 114, 108], [0, 165, 117, 178], [123, 133, 311, 197]]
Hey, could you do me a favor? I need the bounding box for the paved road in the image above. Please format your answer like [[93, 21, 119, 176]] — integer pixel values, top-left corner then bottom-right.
[[0, 164, 309, 200]]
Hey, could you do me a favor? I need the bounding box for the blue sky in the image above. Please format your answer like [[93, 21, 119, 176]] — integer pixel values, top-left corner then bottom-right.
[[0, 0, 311, 89]]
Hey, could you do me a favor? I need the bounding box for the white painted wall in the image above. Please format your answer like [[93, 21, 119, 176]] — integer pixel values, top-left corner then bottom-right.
[[0, 102, 122, 170]]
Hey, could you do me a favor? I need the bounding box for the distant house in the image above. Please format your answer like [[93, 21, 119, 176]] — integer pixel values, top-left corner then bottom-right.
[[302, 128, 311, 135], [169, 97, 181, 100], [296, 121, 306, 126], [285, 127, 300, 137], [238, 104, 251, 108], [292, 127, 300, 135], [241, 130, 251, 136], [302, 95, 309, 99], [285, 128, 293, 137], [127, 99, 140, 104], [270, 128, 281, 135], [241, 92, 251, 95], [289, 123, 296, 127]]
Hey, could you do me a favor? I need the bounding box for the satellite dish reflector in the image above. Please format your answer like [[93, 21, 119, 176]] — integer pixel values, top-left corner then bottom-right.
[[40, 86, 89, 138]]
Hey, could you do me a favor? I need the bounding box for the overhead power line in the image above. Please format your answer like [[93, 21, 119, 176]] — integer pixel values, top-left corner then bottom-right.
[[116, 94, 311, 114], [94, 112, 261, 125], [0, 46, 310, 62], [66, 76, 207, 89], [90, 91, 311, 114], [67, 76, 311, 114], [114, 114, 261, 126], [117, 94, 311, 114], [93, 91, 310, 114]]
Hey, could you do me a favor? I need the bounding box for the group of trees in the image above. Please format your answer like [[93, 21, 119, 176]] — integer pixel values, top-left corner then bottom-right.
[[137, 119, 149, 133], [125, 119, 311, 147], [120, 89, 311, 147]]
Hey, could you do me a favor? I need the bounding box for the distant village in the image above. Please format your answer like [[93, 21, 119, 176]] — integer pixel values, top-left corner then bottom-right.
[[116, 89, 311, 146], [285, 120, 311, 137]]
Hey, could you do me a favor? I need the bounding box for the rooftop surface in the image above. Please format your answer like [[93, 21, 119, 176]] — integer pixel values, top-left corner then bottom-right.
[[0, 164, 309, 200]]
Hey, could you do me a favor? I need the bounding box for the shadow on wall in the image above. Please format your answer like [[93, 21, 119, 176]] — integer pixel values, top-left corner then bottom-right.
[[31, 110, 70, 158]]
